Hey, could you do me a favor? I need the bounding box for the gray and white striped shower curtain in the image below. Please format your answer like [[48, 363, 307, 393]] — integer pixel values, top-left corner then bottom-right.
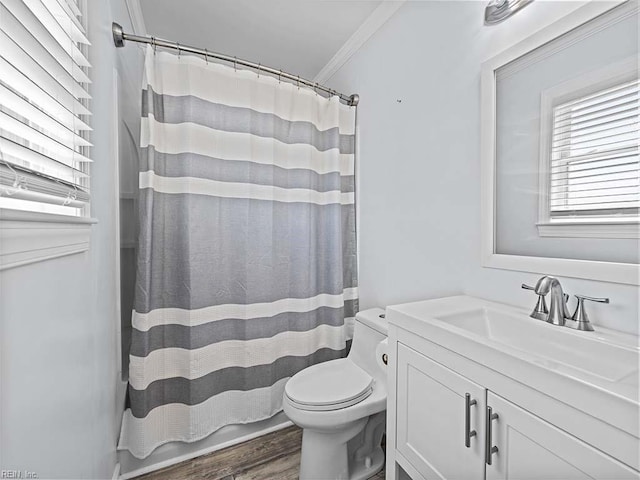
[[117, 46, 358, 459]]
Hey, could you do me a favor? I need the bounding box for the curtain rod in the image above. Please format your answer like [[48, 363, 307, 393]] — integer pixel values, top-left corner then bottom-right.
[[112, 22, 359, 106]]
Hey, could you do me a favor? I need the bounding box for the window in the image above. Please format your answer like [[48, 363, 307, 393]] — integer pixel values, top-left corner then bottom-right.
[[0, 0, 91, 217], [0, 0, 93, 270], [538, 59, 640, 238], [550, 80, 639, 218]]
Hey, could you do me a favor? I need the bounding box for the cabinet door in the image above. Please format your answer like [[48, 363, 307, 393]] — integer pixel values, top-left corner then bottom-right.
[[396, 343, 485, 480], [486, 392, 639, 480]]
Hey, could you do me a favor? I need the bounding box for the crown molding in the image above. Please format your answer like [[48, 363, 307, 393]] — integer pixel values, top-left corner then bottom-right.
[[314, 0, 406, 84], [124, 0, 147, 36]]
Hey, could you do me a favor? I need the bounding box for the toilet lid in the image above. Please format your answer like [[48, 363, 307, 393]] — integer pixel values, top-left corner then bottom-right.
[[285, 358, 374, 411]]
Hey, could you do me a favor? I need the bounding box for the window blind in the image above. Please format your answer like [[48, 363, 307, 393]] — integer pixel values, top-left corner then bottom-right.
[[0, 0, 91, 217], [549, 78, 639, 218]]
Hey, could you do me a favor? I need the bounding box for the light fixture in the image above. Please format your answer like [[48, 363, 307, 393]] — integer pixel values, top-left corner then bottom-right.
[[484, 0, 533, 25]]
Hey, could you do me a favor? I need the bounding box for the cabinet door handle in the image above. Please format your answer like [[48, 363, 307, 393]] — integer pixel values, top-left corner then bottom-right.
[[485, 406, 499, 465], [464, 393, 477, 448]]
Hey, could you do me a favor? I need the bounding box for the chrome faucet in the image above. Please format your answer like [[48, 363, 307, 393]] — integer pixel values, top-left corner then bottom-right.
[[533, 276, 571, 326], [522, 276, 571, 326], [522, 277, 609, 331]]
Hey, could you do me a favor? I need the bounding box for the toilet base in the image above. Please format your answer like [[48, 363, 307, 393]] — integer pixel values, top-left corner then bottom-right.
[[348, 445, 384, 480], [298, 412, 386, 480], [349, 411, 386, 480], [299, 418, 367, 480]]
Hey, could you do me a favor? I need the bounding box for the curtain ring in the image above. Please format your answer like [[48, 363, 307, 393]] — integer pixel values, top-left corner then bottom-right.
[[313, 82, 319, 96], [278, 69, 282, 84], [176, 42, 181, 58], [297, 75, 300, 89], [233, 56, 237, 72], [203, 48, 209, 64], [257, 63, 261, 78], [151, 36, 157, 54]]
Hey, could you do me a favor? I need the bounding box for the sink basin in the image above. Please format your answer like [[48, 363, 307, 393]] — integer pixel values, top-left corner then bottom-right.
[[438, 306, 638, 383]]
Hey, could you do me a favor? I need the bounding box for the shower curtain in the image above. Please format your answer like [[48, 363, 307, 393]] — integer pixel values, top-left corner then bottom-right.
[[118, 46, 358, 459]]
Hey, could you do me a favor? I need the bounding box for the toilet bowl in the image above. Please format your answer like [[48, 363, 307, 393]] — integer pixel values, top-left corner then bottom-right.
[[283, 308, 388, 480]]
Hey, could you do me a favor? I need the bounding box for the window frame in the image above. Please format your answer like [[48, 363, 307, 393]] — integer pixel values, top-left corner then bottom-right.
[[537, 57, 639, 239], [0, 209, 96, 270]]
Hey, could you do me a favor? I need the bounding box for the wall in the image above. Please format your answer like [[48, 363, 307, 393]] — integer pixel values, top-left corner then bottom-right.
[[0, 1, 133, 478], [327, 0, 639, 335]]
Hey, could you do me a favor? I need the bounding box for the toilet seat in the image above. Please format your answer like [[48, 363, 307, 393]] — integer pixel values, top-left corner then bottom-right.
[[285, 358, 374, 411]]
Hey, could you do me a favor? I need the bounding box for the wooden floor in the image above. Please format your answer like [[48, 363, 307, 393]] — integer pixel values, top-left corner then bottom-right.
[[136, 425, 385, 480]]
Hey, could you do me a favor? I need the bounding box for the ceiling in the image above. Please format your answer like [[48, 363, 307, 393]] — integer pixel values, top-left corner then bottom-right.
[[138, 0, 383, 80]]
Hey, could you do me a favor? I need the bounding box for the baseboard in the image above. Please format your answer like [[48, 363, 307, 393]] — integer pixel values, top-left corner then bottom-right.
[[112, 463, 121, 480], [119, 420, 293, 480]]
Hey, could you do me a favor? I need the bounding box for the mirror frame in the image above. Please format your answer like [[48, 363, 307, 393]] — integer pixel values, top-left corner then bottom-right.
[[480, 0, 639, 286]]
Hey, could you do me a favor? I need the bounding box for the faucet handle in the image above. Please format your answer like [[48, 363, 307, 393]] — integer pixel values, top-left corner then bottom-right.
[[522, 283, 548, 321], [569, 295, 610, 332], [575, 294, 610, 304]]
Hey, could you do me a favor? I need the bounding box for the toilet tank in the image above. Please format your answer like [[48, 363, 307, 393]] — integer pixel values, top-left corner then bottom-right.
[[348, 308, 387, 378]]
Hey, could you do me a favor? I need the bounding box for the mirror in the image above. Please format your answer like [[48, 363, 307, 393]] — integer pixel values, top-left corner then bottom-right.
[[481, 1, 639, 285]]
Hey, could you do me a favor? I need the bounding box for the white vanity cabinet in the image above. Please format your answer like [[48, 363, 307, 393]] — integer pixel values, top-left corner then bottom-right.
[[396, 344, 486, 480], [392, 341, 638, 480], [486, 392, 634, 480], [385, 296, 640, 480]]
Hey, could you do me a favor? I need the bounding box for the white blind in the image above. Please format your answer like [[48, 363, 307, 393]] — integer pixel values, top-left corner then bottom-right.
[[0, 0, 91, 216], [549, 78, 639, 218]]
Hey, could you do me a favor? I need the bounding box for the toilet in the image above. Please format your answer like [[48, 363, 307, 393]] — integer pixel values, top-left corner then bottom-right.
[[283, 308, 388, 480]]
